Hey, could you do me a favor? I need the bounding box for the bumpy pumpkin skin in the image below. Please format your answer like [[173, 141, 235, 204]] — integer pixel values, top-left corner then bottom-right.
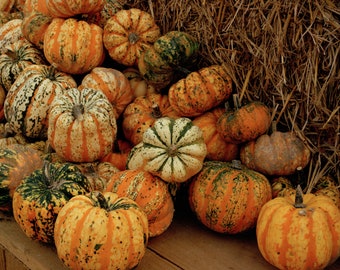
[[48, 87, 117, 163], [168, 65, 233, 117], [44, 18, 104, 74], [79, 67, 134, 119], [12, 161, 91, 243], [240, 131, 311, 175], [54, 191, 149, 270], [106, 169, 174, 237], [122, 93, 181, 146], [103, 8, 160, 66], [46, 0, 104, 18], [192, 107, 239, 161], [256, 191, 340, 269], [4, 64, 77, 139], [189, 160, 272, 234], [0, 144, 44, 212], [127, 117, 207, 183], [217, 101, 271, 144]]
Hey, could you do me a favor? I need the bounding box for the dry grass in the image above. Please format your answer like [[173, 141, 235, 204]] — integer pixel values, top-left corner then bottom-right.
[[123, 0, 339, 189]]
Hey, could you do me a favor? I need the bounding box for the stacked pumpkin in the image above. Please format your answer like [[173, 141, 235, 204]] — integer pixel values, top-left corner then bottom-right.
[[0, 1, 339, 270]]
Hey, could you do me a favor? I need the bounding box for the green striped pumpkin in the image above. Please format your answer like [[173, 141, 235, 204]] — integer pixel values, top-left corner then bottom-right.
[[54, 191, 148, 269], [127, 117, 207, 183], [189, 160, 272, 234], [12, 161, 91, 244], [47, 87, 117, 163], [4, 64, 77, 139], [0, 39, 46, 91]]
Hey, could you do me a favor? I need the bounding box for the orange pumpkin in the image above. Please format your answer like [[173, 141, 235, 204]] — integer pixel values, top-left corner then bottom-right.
[[217, 96, 272, 144], [103, 8, 161, 66], [168, 65, 233, 117], [46, 0, 104, 18], [79, 67, 134, 119], [43, 17, 105, 74], [189, 160, 272, 234], [123, 67, 157, 97], [122, 93, 181, 145], [0, 18, 25, 55], [106, 169, 174, 237], [0, 0, 15, 12], [257, 186, 340, 269], [100, 139, 133, 171], [240, 130, 311, 175], [192, 107, 239, 161]]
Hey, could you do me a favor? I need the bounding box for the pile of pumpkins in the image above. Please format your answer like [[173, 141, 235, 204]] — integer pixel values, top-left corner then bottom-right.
[[0, 1, 339, 270]]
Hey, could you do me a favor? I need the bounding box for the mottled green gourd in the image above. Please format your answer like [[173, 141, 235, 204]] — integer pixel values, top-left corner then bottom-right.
[[153, 31, 199, 66], [12, 161, 91, 244]]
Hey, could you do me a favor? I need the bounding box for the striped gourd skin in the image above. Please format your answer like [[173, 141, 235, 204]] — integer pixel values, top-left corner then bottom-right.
[[23, 0, 51, 15], [128, 117, 207, 183], [189, 160, 272, 234], [54, 191, 149, 270], [46, 0, 104, 18], [0, 39, 46, 91], [79, 67, 134, 119], [192, 107, 239, 161], [43, 18, 104, 74], [106, 169, 174, 237], [0, 144, 44, 211], [122, 93, 181, 146], [12, 162, 91, 244], [168, 65, 233, 117], [48, 87, 117, 163], [4, 64, 77, 139], [85, 0, 123, 28], [0, 19, 24, 55], [21, 11, 53, 49], [153, 31, 199, 66], [256, 194, 340, 269], [103, 8, 161, 66]]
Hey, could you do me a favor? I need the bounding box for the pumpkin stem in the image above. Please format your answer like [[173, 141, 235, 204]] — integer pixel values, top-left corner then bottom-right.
[[231, 160, 242, 170], [93, 191, 109, 209], [42, 160, 52, 185], [128, 32, 139, 44], [151, 104, 162, 118], [72, 104, 84, 120], [294, 185, 305, 208]]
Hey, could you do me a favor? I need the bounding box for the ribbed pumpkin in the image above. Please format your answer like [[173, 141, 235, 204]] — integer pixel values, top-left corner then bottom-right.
[[0, 39, 46, 92], [0, 144, 44, 212], [168, 65, 233, 117], [0, 18, 24, 55], [12, 161, 91, 243], [23, 0, 50, 15], [76, 161, 120, 192], [48, 87, 117, 163], [54, 191, 149, 270], [44, 17, 104, 74], [106, 168, 174, 237], [4, 64, 77, 139], [217, 96, 272, 144], [123, 67, 156, 97], [256, 186, 340, 269], [127, 117, 207, 183], [46, 0, 104, 18], [79, 67, 134, 119], [240, 130, 311, 176], [189, 160, 272, 234], [103, 8, 160, 66], [122, 93, 181, 146], [192, 107, 239, 161], [313, 175, 340, 209]]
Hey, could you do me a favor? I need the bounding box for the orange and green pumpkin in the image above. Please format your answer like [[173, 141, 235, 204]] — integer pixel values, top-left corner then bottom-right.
[[54, 191, 149, 270], [4, 64, 77, 140], [0, 144, 44, 212], [168, 65, 233, 117], [103, 8, 160, 67], [43, 17, 104, 74], [256, 186, 340, 269], [12, 161, 91, 243], [106, 168, 174, 237], [46, 0, 104, 18], [189, 160, 272, 234], [0, 19, 25, 55], [47, 87, 117, 163]]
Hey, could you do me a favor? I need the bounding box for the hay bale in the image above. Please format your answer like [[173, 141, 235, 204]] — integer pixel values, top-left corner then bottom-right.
[[124, 0, 339, 187]]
